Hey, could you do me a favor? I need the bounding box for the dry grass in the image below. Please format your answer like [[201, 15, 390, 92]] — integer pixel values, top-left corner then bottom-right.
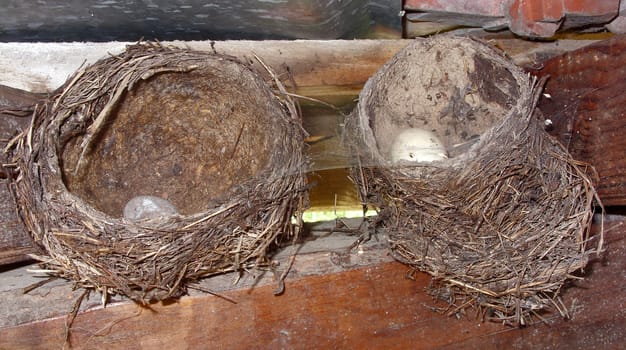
[[346, 36, 602, 326], [8, 42, 308, 303]]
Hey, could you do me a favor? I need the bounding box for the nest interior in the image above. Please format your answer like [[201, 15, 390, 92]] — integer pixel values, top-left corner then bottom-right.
[[358, 36, 520, 161], [11, 44, 307, 303], [348, 36, 601, 326], [62, 56, 281, 216]]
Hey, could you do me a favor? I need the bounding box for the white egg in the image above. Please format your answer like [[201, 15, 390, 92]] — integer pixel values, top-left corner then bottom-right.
[[390, 128, 447, 163], [123, 195, 179, 221]]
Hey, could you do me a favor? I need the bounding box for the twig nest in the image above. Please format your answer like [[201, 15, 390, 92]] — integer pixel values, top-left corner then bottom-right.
[[10, 43, 308, 303], [346, 36, 601, 325]]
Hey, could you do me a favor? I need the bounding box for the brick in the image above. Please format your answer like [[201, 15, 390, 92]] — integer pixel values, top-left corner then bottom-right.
[[405, 0, 620, 38]]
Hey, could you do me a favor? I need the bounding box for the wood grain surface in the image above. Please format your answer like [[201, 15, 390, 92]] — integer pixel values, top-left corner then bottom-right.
[[0, 218, 623, 349], [0, 85, 42, 265], [531, 34, 626, 206]]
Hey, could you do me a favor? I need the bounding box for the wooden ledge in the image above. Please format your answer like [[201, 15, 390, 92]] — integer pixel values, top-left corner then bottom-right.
[[0, 217, 624, 349]]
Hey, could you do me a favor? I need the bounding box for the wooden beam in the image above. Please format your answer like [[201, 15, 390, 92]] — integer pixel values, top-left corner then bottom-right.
[[0, 219, 622, 349], [0, 38, 598, 94], [0, 40, 411, 94], [530, 34, 626, 205]]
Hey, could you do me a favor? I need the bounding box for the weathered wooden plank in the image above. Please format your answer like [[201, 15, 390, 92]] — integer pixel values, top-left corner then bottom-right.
[[531, 34, 626, 205], [0, 85, 41, 265], [0, 40, 412, 94], [0, 38, 597, 95], [0, 219, 622, 349], [0, 221, 392, 330]]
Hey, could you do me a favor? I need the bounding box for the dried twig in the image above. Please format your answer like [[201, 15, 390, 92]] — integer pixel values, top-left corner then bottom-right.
[[347, 36, 599, 326], [9, 42, 308, 304]]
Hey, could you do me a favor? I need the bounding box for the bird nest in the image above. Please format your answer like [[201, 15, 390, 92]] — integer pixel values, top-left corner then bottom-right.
[[346, 36, 602, 326], [9, 43, 308, 303]]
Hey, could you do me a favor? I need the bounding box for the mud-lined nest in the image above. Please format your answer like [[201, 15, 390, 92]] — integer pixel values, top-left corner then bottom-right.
[[346, 36, 602, 326], [9, 43, 308, 303]]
